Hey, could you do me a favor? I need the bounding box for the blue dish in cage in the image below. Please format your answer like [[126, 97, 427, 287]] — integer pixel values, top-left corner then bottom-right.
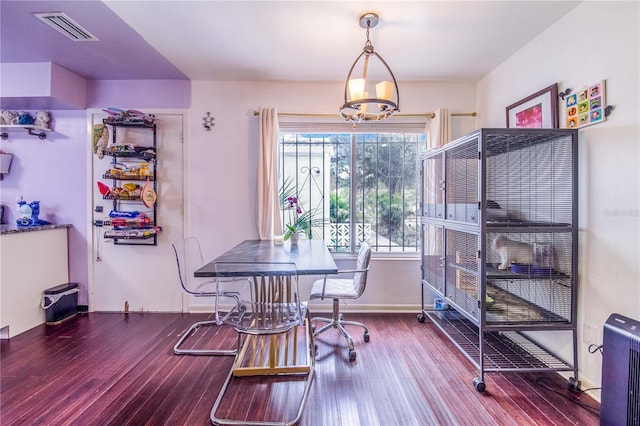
[[511, 263, 555, 276]]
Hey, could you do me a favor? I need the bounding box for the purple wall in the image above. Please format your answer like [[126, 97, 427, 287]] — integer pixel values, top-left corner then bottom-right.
[[0, 110, 89, 303], [0, 72, 191, 306], [87, 80, 191, 109]]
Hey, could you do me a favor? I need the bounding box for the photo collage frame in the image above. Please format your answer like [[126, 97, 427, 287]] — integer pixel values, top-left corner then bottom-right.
[[565, 80, 606, 129]]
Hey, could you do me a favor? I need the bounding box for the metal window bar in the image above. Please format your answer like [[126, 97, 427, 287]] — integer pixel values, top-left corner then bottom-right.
[[280, 131, 424, 253], [353, 133, 359, 252]]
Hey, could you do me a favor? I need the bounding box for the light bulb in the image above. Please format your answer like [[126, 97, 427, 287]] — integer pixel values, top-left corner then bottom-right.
[[376, 80, 393, 101], [348, 78, 365, 101]]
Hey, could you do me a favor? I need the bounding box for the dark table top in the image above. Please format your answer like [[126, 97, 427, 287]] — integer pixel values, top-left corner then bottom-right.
[[194, 239, 338, 277]]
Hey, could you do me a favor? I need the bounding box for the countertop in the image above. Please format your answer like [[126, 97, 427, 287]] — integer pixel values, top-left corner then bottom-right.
[[0, 223, 71, 235]]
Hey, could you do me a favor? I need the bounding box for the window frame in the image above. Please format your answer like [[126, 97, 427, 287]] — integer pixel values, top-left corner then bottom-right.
[[278, 116, 427, 257]]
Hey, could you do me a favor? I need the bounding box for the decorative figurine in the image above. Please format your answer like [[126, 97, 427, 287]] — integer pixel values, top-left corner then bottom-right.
[[1, 110, 17, 125], [16, 198, 51, 227], [12, 112, 34, 126], [33, 111, 50, 129]]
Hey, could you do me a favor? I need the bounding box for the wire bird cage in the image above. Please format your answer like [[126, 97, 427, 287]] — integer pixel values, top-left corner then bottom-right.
[[418, 128, 578, 392]]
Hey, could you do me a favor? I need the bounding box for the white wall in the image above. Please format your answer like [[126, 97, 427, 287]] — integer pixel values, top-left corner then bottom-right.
[[476, 1, 640, 397], [186, 80, 477, 311]]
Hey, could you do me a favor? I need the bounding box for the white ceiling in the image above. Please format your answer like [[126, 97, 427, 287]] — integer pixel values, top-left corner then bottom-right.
[[103, 1, 581, 82], [1, 1, 581, 83]]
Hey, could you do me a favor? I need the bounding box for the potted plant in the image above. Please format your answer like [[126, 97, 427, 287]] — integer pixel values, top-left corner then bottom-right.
[[283, 196, 309, 243]]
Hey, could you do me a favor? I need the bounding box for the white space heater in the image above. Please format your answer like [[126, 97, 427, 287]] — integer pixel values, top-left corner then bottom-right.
[[601, 313, 640, 425]]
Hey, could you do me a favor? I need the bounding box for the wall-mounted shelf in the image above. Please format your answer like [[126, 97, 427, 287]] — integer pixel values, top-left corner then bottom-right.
[[0, 124, 52, 140], [97, 120, 159, 246]]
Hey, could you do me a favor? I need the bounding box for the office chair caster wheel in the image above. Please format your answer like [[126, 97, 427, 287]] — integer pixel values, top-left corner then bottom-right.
[[473, 377, 486, 392], [363, 332, 370, 342], [349, 350, 356, 362]]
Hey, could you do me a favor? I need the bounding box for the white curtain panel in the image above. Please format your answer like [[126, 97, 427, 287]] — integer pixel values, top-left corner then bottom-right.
[[427, 107, 451, 150], [257, 107, 283, 240]]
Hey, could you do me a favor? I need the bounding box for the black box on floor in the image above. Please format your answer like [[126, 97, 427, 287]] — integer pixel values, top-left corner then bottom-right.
[[43, 283, 79, 325]]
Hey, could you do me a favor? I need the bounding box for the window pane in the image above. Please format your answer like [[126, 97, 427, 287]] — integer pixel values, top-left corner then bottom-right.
[[328, 134, 351, 252], [280, 131, 425, 253]]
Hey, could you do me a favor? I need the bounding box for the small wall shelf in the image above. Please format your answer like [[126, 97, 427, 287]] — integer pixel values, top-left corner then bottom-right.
[[0, 124, 52, 140]]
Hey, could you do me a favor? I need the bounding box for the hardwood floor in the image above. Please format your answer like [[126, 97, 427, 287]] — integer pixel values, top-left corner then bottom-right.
[[1, 312, 599, 425]]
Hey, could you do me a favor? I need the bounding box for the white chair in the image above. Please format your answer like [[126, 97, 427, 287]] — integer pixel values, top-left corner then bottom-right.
[[309, 242, 372, 362], [172, 237, 239, 356]]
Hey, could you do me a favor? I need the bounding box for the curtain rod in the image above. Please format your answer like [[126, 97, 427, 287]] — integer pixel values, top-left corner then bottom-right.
[[252, 111, 477, 119]]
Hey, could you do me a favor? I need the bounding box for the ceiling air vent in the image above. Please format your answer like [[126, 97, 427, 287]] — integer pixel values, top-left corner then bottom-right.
[[33, 12, 98, 41]]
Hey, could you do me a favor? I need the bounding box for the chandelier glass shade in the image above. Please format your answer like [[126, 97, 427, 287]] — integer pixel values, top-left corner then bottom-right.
[[339, 13, 400, 124]]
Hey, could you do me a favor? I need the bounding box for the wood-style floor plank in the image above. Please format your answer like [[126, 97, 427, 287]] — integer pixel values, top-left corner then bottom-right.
[[1, 312, 600, 425]]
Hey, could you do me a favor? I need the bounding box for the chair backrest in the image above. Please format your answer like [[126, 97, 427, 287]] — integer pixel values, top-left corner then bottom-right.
[[353, 242, 372, 297], [172, 236, 208, 295], [214, 262, 303, 334]]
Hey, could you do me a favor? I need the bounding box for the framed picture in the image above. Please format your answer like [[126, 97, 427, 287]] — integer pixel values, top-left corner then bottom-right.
[[506, 83, 559, 128], [565, 80, 606, 129]]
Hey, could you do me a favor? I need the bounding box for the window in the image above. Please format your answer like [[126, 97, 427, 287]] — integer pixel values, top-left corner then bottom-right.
[[279, 119, 426, 253]]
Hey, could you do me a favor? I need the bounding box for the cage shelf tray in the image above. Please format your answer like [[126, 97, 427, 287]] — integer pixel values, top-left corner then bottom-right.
[[425, 309, 573, 372], [485, 265, 568, 279], [486, 220, 571, 228]]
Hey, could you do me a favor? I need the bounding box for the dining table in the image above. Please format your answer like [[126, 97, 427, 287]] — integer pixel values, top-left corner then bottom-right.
[[194, 238, 338, 278], [194, 239, 338, 375], [197, 239, 337, 426]]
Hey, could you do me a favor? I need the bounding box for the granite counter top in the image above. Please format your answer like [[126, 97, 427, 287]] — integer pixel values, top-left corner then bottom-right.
[[0, 223, 71, 235]]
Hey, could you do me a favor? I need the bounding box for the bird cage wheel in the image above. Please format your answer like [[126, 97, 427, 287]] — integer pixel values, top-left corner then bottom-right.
[[363, 332, 370, 342], [473, 377, 486, 392]]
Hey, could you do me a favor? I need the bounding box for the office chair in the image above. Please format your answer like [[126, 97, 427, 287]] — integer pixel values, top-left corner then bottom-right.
[[309, 242, 371, 362], [211, 261, 315, 426], [172, 237, 240, 356]]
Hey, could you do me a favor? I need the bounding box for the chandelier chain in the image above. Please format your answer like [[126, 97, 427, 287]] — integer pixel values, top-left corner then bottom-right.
[[365, 20, 371, 44]]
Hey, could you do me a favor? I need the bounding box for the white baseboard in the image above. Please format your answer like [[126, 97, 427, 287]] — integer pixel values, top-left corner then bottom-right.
[[187, 304, 216, 313], [308, 303, 422, 314]]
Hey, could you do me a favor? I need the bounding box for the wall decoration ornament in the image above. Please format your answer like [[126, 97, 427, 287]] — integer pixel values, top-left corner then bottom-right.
[[506, 83, 559, 128], [202, 112, 215, 130], [564, 80, 608, 129]]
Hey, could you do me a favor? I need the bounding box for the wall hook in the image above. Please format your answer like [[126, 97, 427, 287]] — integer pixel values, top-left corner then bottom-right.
[[604, 105, 614, 117], [202, 112, 215, 130], [558, 88, 572, 100]]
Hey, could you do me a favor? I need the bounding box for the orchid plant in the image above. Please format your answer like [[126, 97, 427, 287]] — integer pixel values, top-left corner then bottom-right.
[[283, 195, 309, 241], [279, 177, 322, 241]]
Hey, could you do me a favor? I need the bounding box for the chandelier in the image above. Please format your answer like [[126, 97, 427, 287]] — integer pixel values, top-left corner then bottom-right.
[[339, 12, 400, 124]]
